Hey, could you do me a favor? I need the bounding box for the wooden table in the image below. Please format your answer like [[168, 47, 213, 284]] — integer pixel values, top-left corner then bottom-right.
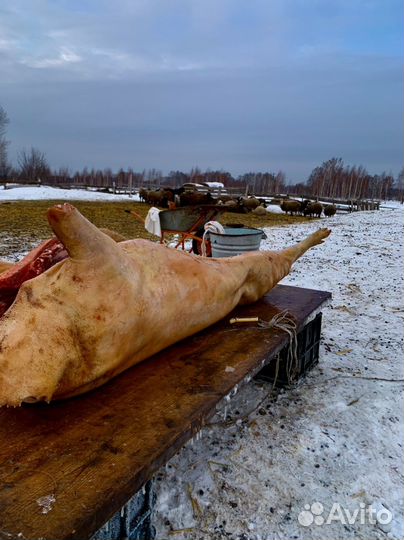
[[0, 285, 331, 540]]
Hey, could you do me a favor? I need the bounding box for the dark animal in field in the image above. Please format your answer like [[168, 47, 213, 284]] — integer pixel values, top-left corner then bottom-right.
[[324, 204, 337, 217], [222, 199, 248, 213], [217, 194, 234, 204], [145, 190, 167, 207], [252, 205, 267, 216], [140, 188, 182, 207], [179, 192, 213, 206], [162, 187, 185, 199], [304, 202, 323, 218], [144, 189, 176, 208], [280, 200, 301, 215], [299, 199, 311, 214], [239, 197, 261, 212], [223, 198, 238, 206], [138, 188, 148, 202]]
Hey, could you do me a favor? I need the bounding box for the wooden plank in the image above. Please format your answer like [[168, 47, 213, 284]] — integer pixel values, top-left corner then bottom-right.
[[0, 285, 331, 540]]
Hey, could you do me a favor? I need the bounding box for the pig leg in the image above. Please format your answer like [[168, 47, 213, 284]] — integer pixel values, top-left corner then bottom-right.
[[236, 228, 331, 304]]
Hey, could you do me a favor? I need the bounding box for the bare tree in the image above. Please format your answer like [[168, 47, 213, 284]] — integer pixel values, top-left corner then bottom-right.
[[275, 171, 286, 194], [18, 147, 51, 183], [0, 106, 11, 180], [395, 168, 404, 203], [59, 166, 71, 182]]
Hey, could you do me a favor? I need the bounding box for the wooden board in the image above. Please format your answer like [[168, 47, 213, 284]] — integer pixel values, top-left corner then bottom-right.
[[0, 285, 331, 540]]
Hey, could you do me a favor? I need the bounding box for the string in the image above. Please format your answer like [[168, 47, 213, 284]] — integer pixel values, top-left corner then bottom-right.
[[258, 310, 298, 384]]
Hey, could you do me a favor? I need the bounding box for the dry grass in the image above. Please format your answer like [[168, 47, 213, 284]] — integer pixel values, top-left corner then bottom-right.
[[0, 200, 311, 259]]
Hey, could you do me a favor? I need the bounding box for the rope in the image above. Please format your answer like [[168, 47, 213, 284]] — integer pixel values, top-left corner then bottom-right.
[[201, 221, 225, 257], [228, 310, 299, 384], [258, 310, 298, 384]]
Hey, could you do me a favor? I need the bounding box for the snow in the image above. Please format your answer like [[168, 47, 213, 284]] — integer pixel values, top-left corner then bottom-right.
[[0, 184, 140, 202], [266, 204, 284, 214], [204, 182, 225, 188], [152, 202, 404, 539]]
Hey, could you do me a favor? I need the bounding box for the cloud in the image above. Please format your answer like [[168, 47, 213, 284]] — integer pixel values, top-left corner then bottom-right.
[[0, 0, 402, 179], [2, 0, 402, 80], [21, 46, 81, 69]]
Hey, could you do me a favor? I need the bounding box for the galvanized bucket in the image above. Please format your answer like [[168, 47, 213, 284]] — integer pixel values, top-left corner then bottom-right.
[[209, 227, 264, 258]]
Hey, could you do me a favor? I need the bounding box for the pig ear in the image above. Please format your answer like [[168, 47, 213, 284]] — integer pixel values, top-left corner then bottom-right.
[[47, 203, 117, 260]]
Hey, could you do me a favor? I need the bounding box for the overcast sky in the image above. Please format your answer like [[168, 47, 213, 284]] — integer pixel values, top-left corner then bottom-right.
[[1, 0, 402, 181]]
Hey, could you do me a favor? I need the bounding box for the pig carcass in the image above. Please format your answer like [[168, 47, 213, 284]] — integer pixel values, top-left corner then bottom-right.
[[0, 203, 331, 406]]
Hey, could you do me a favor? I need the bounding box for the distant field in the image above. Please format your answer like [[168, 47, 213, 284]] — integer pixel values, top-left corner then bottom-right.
[[0, 200, 309, 259]]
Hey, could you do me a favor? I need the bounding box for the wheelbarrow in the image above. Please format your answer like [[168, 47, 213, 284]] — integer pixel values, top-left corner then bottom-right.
[[126, 205, 226, 254]]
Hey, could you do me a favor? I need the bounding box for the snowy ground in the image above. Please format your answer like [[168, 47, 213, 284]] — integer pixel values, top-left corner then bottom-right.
[[151, 203, 404, 540], [0, 184, 140, 202]]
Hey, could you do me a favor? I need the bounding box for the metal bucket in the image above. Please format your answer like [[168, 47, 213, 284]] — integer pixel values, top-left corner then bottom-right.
[[209, 227, 264, 258]]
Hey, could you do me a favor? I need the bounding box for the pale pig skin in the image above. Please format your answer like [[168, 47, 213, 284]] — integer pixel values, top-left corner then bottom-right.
[[0, 204, 331, 406]]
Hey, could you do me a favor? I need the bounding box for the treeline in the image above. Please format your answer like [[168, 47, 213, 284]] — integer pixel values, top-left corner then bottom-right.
[[288, 158, 400, 201], [7, 154, 402, 201], [1, 105, 402, 201], [2, 151, 291, 196]]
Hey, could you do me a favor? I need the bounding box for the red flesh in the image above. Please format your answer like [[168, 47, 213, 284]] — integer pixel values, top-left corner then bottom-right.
[[0, 238, 68, 317]]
